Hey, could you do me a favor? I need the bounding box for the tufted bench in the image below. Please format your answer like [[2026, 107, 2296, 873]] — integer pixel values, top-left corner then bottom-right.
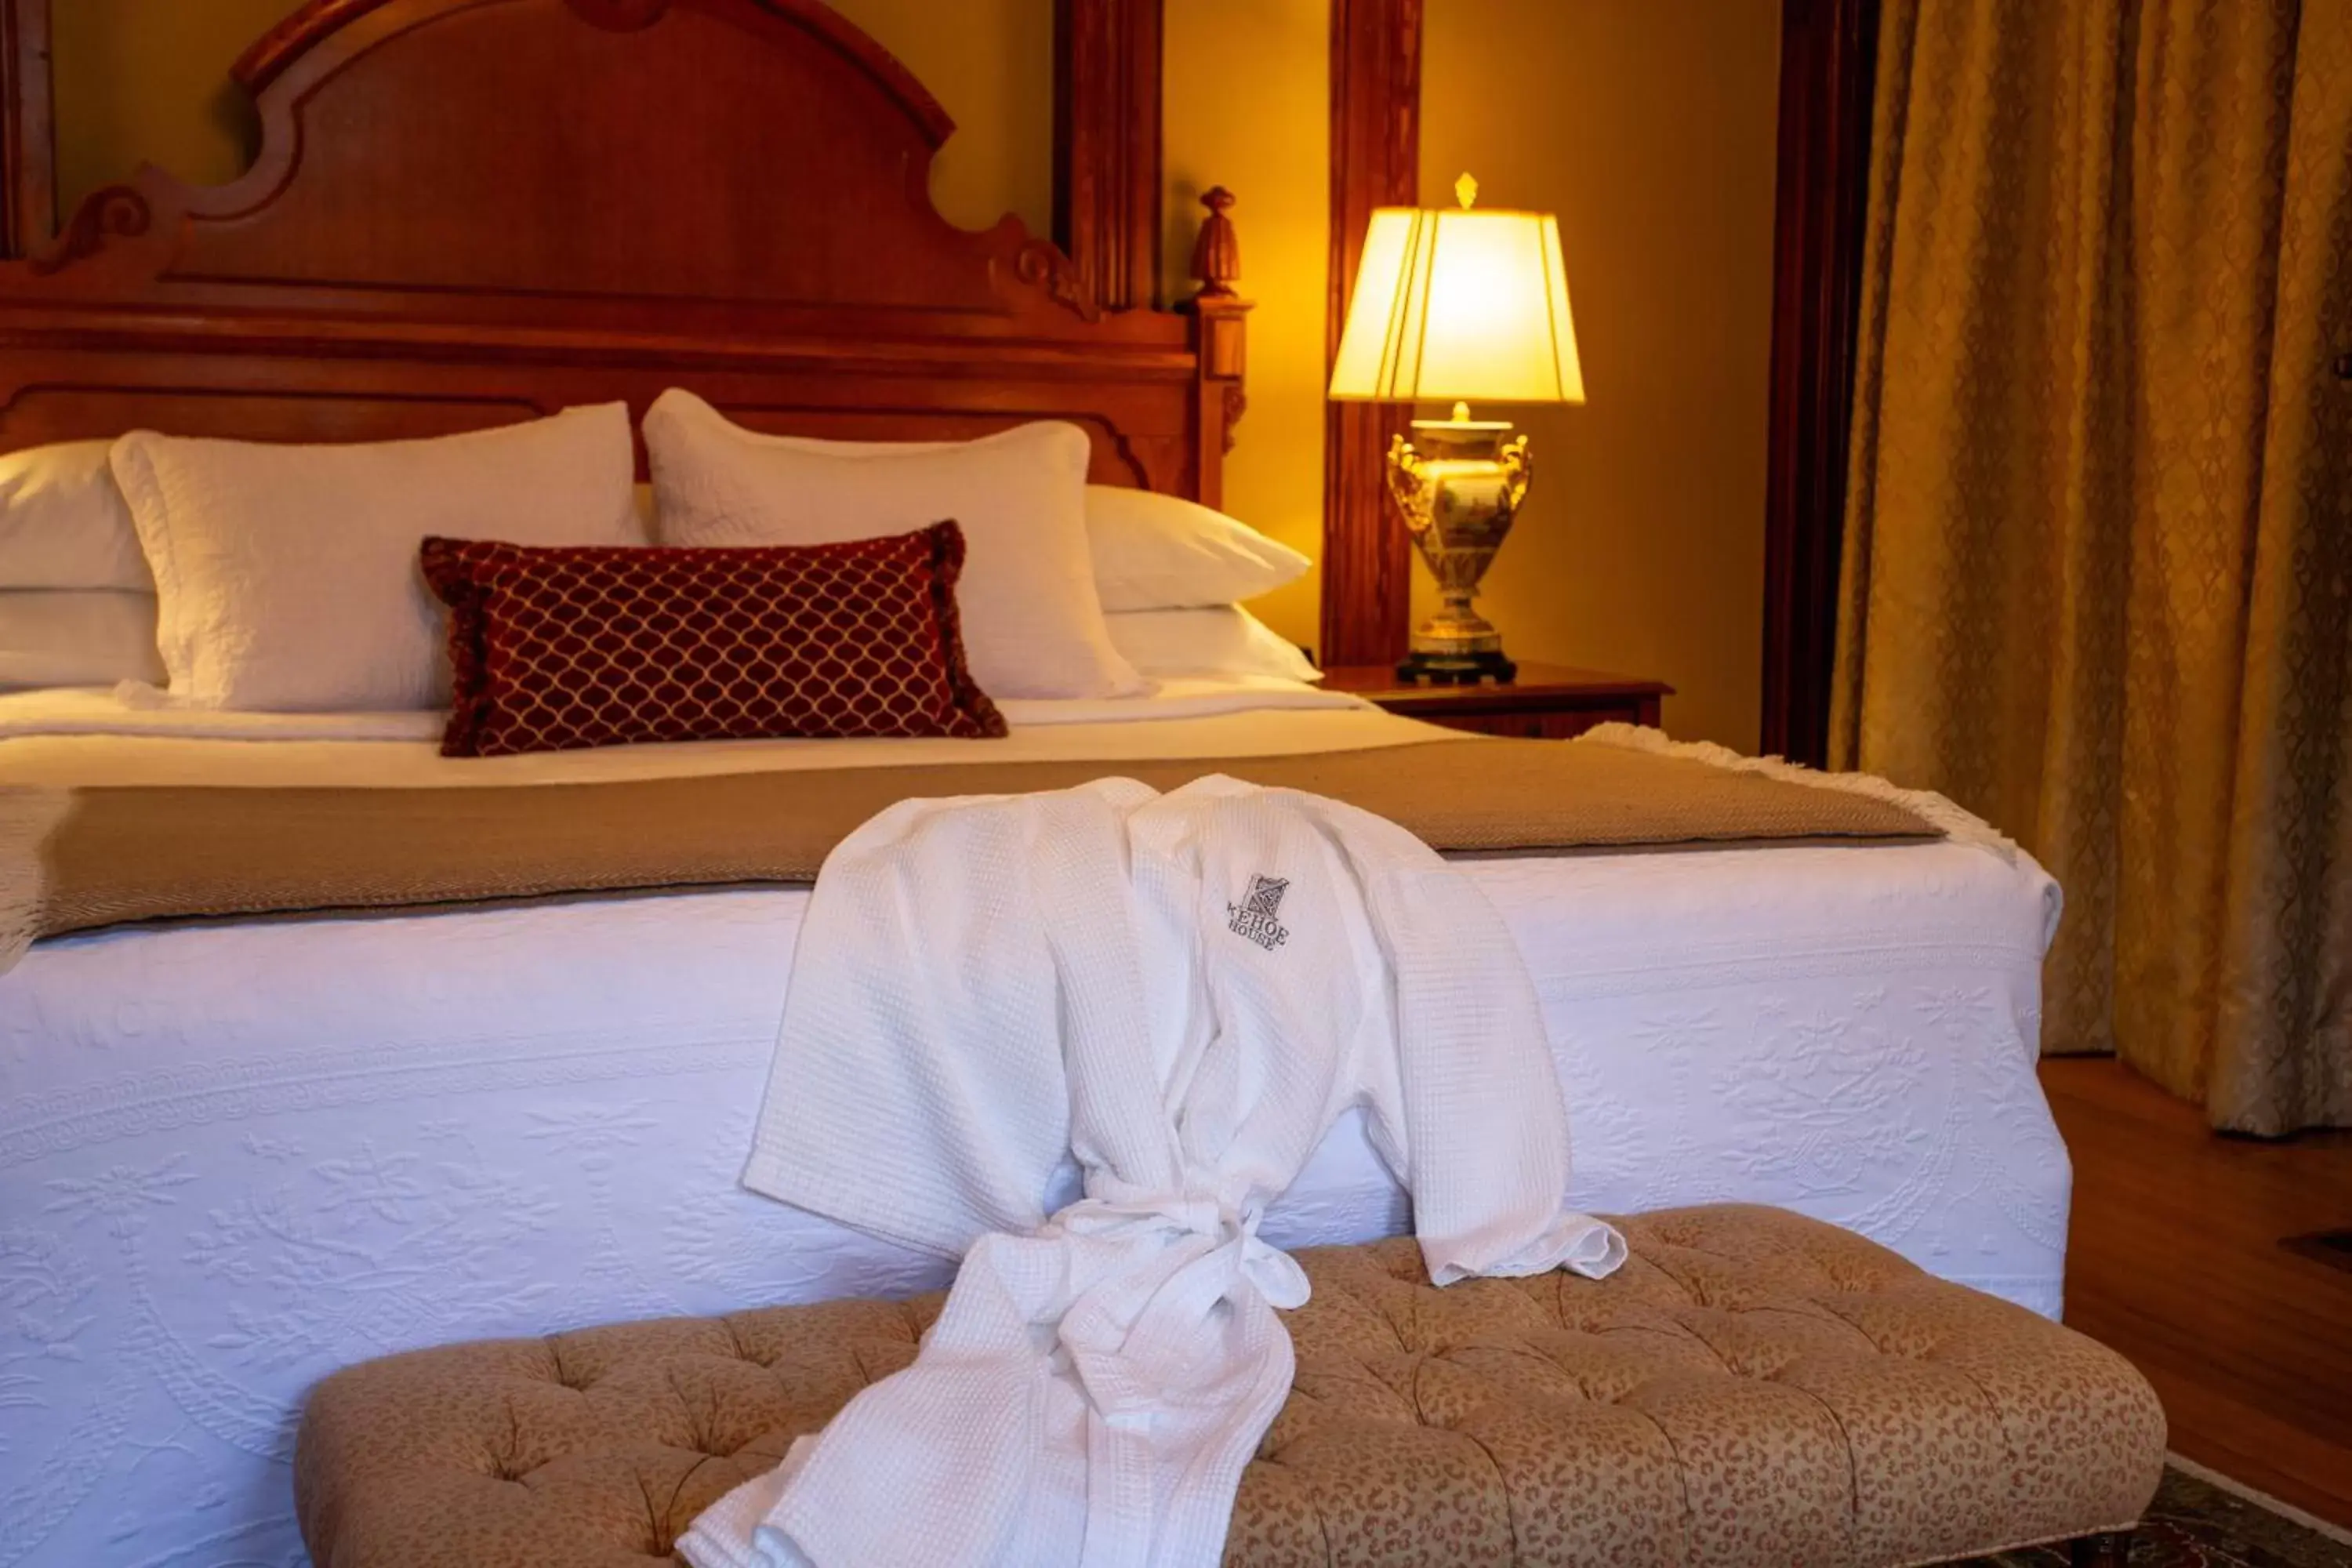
[[293, 1205, 2164, 1566]]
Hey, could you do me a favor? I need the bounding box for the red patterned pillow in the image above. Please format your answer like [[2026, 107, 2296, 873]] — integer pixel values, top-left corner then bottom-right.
[[421, 522, 1006, 757]]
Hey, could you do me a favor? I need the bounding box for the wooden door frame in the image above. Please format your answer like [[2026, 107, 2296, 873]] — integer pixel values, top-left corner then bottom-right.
[[0, 0, 48, 256], [1054, 0, 1162, 313], [1319, 0, 1421, 667], [1760, 0, 1879, 765]]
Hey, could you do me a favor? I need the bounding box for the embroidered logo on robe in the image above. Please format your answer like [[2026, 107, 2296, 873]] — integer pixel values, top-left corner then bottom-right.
[[1226, 874, 1290, 951]]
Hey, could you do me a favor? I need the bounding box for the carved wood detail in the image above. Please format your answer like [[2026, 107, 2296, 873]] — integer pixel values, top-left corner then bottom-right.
[[1761, 0, 1879, 767], [1054, 0, 1162, 313], [1190, 185, 1240, 299], [235, 0, 952, 143], [26, 182, 144, 276], [1015, 236, 1102, 322], [1322, 0, 1421, 667], [0, 0, 1243, 503], [1181, 187, 1252, 508], [0, 0, 49, 258]]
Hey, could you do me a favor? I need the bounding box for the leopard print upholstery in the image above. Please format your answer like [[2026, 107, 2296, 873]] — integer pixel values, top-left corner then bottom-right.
[[292, 1204, 2165, 1566]]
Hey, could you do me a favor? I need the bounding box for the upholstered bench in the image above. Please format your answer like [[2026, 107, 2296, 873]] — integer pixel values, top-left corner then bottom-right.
[[294, 1205, 2164, 1566]]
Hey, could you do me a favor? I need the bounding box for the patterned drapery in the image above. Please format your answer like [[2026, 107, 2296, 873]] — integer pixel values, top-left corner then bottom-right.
[[1833, 0, 2350, 1133]]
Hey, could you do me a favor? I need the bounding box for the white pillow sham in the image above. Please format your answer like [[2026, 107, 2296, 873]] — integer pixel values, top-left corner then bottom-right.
[[0, 439, 150, 590], [661, 431, 1305, 613], [111, 404, 640, 711], [0, 590, 164, 688], [1103, 605, 1321, 684], [1083, 485, 1310, 612], [644, 389, 1144, 699]]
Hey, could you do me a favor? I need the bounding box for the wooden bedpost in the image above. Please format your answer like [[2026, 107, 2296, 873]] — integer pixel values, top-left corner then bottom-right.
[[1183, 185, 1250, 510], [0, 0, 53, 257]]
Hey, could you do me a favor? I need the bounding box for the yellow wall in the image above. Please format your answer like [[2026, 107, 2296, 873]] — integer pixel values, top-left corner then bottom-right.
[[799, 0, 1054, 235], [49, 1, 1779, 747], [1419, 1, 1782, 750], [52, 0, 289, 209], [1163, 0, 1329, 652], [1161, 2, 1786, 735]]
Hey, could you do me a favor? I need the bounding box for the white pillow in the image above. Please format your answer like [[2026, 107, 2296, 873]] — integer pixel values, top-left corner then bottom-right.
[[1104, 605, 1321, 684], [0, 439, 150, 590], [1084, 485, 1311, 612], [644, 390, 1145, 700], [110, 404, 639, 711], [0, 590, 164, 687]]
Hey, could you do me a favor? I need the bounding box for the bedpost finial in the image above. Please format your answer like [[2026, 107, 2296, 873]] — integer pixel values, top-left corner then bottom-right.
[[1190, 187, 1240, 300], [1180, 186, 1250, 470]]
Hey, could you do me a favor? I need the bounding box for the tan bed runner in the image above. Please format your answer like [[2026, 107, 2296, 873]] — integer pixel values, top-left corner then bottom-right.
[[25, 734, 1933, 942]]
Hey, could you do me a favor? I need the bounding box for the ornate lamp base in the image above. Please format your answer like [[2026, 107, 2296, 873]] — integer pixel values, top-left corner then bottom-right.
[[1395, 648, 1519, 686], [1384, 403, 1534, 688]]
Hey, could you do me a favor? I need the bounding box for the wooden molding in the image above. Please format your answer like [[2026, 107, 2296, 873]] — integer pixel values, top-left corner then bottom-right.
[[1761, 0, 1879, 767], [1321, 0, 1421, 668], [1054, 0, 1162, 313], [0, 0, 52, 258]]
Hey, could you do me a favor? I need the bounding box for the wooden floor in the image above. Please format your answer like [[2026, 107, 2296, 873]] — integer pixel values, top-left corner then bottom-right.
[[2042, 1057, 2352, 1529]]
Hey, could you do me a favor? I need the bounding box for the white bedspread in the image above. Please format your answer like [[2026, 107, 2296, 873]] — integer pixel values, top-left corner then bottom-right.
[[684, 777, 1619, 1568], [0, 714, 2067, 1568]]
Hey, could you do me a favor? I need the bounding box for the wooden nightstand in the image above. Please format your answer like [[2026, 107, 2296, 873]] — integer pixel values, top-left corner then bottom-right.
[[1319, 662, 1673, 740]]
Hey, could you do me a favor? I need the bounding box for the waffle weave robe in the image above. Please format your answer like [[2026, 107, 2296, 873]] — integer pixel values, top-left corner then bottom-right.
[[681, 775, 1624, 1568]]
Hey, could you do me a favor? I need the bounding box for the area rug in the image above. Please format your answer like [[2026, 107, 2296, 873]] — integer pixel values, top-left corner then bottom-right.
[[1964, 1466, 2352, 1566]]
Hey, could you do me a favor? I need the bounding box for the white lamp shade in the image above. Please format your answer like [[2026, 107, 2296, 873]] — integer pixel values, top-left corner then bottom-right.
[[1328, 205, 1586, 405]]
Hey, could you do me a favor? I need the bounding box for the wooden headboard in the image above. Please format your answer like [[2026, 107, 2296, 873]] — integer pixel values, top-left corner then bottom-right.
[[0, 0, 1249, 500]]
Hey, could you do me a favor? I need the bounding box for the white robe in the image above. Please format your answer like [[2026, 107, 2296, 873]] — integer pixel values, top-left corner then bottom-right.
[[681, 776, 1624, 1568]]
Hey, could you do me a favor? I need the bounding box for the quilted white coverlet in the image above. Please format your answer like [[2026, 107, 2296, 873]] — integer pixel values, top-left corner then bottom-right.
[[0, 830, 2063, 1567]]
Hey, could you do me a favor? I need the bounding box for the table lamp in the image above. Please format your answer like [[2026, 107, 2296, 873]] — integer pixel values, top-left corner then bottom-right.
[[1328, 173, 1584, 684]]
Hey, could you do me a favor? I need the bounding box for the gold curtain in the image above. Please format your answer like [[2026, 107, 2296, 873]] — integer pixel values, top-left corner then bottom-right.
[[1833, 0, 2352, 1134]]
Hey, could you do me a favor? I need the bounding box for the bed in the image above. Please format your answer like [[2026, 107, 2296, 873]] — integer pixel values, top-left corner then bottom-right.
[[0, 3, 2067, 1566]]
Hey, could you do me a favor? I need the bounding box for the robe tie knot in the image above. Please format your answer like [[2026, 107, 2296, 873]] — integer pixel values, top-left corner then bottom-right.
[[1050, 1193, 1310, 1426]]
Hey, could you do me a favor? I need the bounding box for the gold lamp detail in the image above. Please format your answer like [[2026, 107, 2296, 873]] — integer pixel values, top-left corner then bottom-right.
[[1328, 172, 1585, 684]]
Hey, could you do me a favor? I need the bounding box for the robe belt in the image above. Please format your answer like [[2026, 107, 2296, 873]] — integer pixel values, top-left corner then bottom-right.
[[1051, 1194, 1308, 1427]]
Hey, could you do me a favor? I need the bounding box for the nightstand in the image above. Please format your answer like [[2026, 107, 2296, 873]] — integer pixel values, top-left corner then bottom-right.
[[1319, 662, 1673, 740]]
